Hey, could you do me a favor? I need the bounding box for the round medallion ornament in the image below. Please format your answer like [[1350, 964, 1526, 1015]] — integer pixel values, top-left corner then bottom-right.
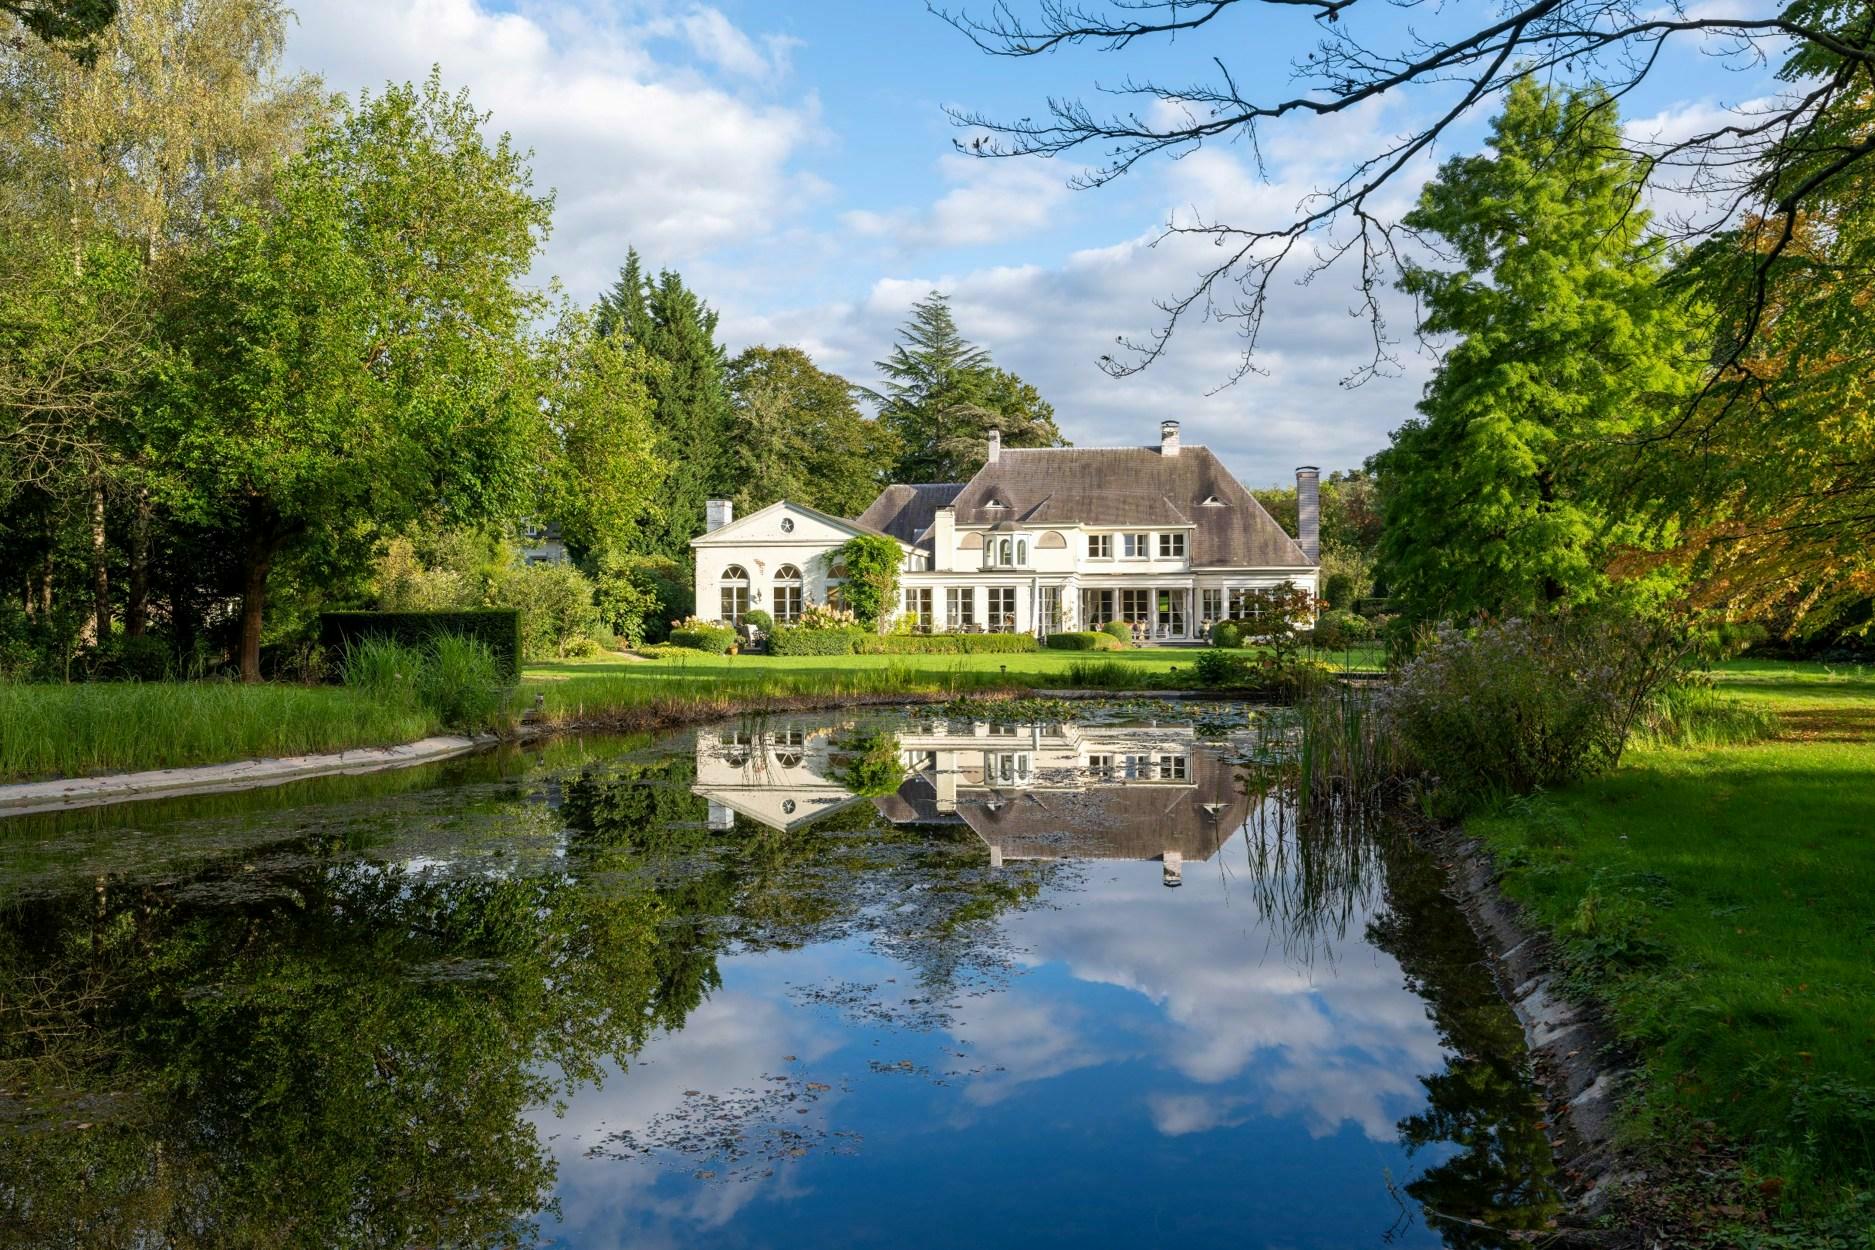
[[780, 517, 795, 533]]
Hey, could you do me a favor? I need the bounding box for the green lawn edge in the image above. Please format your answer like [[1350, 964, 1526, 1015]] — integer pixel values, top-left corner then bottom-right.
[[1464, 662, 1875, 1238]]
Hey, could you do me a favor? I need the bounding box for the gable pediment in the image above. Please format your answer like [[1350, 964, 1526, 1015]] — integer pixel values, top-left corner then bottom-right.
[[691, 501, 904, 548]]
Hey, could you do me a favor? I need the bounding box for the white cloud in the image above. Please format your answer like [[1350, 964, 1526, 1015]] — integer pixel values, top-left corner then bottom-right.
[[840, 154, 1073, 249], [285, 0, 823, 298]]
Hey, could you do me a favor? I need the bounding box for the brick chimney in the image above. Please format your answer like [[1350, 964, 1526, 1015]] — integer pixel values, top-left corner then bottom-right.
[[986, 427, 1002, 465], [1159, 420, 1180, 456], [1294, 467, 1320, 563], [705, 499, 734, 533]]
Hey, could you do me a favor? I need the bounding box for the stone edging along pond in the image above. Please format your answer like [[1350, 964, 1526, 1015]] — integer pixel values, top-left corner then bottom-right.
[[1421, 824, 1646, 1244]]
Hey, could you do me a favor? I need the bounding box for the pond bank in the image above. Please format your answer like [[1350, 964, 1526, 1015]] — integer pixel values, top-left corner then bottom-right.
[[1423, 824, 1642, 1245]]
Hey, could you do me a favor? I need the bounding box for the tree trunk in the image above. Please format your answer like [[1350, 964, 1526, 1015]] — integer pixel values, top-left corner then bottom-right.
[[89, 480, 109, 646], [39, 544, 53, 617], [126, 488, 151, 637], [239, 529, 273, 683]]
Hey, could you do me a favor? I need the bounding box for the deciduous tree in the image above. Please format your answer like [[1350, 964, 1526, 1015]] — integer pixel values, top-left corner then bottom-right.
[[726, 345, 897, 518], [163, 74, 550, 680], [1372, 82, 1704, 625]]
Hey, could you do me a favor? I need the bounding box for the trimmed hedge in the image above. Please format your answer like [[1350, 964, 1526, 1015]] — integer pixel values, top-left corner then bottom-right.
[[857, 632, 1039, 655], [1209, 620, 1243, 649], [1100, 621, 1133, 644], [320, 611, 522, 679], [1044, 631, 1123, 652], [669, 624, 737, 653], [768, 626, 868, 656], [768, 628, 1043, 656]]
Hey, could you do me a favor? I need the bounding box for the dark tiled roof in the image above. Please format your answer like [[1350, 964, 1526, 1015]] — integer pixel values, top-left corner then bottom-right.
[[947, 446, 1310, 569], [855, 483, 965, 545], [876, 747, 1253, 862]]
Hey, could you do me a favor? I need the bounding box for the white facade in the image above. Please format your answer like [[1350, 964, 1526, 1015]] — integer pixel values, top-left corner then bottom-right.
[[690, 429, 1320, 642]]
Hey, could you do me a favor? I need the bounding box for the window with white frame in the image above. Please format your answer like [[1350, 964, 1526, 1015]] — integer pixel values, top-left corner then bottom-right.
[[1159, 532, 1186, 559], [988, 535, 1030, 568], [1120, 589, 1152, 623], [903, 587, 933, 631], [986, 751, 1032, 785], [1086, 753, 1114, 779], [720, 565, 749, 624], [947, 586, 975, 628], [1087, 534, 1112, 559], [1202, 589, 1225, 622], [986, 587, 1016, 631], [772, 565, 803, 624], [1121, 754, 1150, 780], [1158, 754, 1188, 781], [1121, 532, 1150, 559]]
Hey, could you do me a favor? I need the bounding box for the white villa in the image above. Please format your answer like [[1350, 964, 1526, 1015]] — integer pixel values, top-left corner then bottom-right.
[[691, 420, 1320, 643], [691, 717, 1255, 883]]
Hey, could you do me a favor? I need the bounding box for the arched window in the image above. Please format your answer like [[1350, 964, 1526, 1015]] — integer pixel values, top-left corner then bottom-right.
[[720, 565, 749, 624], [1015, 538, 1028, 567], [773, 565, 803, 624]]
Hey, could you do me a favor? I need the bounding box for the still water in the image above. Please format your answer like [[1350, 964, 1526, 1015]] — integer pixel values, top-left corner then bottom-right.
[[0, 705, 1557, 1248]]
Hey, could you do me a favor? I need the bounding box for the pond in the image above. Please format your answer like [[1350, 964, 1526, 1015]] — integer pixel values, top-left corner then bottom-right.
[[0, 705, 1559, 1248]]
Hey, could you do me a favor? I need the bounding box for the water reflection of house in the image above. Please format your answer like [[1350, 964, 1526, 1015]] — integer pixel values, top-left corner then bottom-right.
[[692, 721, 1253, 885]]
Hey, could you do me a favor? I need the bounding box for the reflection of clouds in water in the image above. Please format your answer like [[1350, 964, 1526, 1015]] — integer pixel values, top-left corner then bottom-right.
[[950, 995, 1123, 1108], [974, 854, 1447, 1141], [540, 987, 840, 1243]]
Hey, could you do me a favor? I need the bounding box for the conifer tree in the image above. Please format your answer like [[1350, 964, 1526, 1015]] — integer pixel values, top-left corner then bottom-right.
[[1374, 81, 1704, 625], [868, 291, 1062, 483], [595, 253, 733, 558]]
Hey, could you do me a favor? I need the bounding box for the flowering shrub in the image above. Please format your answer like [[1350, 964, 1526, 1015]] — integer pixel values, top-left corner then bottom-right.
[[797, 601, 858, 630], [1379, 612, 1683, 811]]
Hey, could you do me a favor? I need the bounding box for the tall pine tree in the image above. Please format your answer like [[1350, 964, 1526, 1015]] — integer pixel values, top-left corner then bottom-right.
[[1374, 81, 1704, 625], [596, 251, 734, 559], [868, 291, 1063, 482]]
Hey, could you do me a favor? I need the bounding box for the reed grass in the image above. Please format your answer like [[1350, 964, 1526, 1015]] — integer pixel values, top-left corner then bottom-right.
[[0, 682, 435, 783]]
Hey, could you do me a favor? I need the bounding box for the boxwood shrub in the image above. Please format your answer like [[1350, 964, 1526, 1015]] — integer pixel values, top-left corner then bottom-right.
[[855, 633, 1039, 654], [1099, 621, 1134, 645], [320, 610, 522, 679], [1209, 620, 1243, 649], [768, 626, 868, 655], [668, 624, 737, 653], [1044, 631, 1122, 652]]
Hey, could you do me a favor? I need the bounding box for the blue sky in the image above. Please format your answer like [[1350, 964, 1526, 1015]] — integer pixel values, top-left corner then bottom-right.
[[285, 1, 1788, 487]]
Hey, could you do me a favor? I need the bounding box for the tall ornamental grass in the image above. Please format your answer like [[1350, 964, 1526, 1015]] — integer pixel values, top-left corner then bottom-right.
[[341, 633, 510, 734], [0, 682, 433, 783]]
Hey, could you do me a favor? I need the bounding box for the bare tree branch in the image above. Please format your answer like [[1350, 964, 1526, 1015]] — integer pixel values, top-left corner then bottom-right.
[[933, 0, 1875, 382]]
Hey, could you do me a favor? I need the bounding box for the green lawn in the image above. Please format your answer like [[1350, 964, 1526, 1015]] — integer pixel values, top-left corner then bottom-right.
[[1468, 662, 1875, 1231]]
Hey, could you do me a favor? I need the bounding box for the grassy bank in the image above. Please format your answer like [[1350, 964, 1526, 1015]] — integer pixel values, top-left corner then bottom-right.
[[1466, 662, 1875, 1239], [0, 682, 436, 783], [1, 642, 1379, 784]]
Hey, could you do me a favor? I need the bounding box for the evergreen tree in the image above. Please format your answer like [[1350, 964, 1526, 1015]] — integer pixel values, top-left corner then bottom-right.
[[596, 253, 733, 558], [1373, 81, 1703, 626], [868, 291, 1063, 482]]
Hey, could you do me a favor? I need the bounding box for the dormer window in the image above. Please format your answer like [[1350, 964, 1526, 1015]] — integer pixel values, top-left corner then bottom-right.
[[984, 498, 1008, 510], [987, 534, 1030, 569], [1199, 495, 1225, 507]]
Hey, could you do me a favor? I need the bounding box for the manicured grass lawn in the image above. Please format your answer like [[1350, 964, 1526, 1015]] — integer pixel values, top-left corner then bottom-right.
[[525, 640, 1387, 686], [0, 682, 435, 784], [1468, 662, 1875, 1224]]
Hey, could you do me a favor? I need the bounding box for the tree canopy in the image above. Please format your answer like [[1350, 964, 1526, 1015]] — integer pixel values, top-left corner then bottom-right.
[[161, 74, 551, 679], [1373, 81, 1704, 625], [868, 291, 1064, 483], [726, 345, 897, 519]]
